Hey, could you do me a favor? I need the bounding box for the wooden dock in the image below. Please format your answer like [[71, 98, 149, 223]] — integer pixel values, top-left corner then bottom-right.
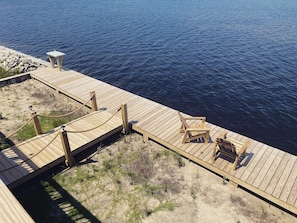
[[0, 66, 296, 218], [0, 110, 123, 189], [0, 179, 34, 223], [28, 67, 297, 215]]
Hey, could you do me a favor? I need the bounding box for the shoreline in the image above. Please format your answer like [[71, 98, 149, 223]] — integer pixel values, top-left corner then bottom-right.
[[0, 45, 49, 73], [1, 46, 297, 222]]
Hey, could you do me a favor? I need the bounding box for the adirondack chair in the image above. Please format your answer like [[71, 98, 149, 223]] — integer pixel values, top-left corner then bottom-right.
[[212, 131, 251, 171], [177, 111, 210, 144]]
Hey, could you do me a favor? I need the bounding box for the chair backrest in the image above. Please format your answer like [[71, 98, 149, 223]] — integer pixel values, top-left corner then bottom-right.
[[177, 111, 190, 129], [216, 138, 236, 153]]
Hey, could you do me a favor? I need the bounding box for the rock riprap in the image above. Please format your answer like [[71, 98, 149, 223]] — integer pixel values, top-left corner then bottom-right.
[[0, 46, 48, 73]]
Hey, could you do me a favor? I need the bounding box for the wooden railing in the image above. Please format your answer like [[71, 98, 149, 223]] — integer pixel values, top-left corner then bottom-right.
[[0, 90, 129, 170]]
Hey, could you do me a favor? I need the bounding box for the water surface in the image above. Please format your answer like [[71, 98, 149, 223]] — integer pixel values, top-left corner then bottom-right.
[[0, 0, 297, 154]]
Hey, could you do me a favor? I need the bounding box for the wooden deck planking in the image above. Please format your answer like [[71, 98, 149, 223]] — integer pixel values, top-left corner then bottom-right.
[[287, 178, 297, 206], [0, 148, 34, 177], [230, 139, 260, 178], [234, 141, 266, 179], [252, 148, 280, 188], [45, 71, 84, 86], [280, 161, 297, 203], [246, 145, 274, 184], [272, 155, 297, 198], [22, 67, 297, 215], [0, 179, 34, 223], [194, 125, 221, 158], [128, 99, 164, 124], [258, 152, 286, 191], [0, 110, 123, 189], [140, 108, 176, 134], [149, 112, 180, 143], [264, 153, 291, 195]]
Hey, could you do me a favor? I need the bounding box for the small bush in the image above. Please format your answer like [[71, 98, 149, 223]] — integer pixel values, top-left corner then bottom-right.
[[0, 66, 20, 79], [102, 160, 112, 171]]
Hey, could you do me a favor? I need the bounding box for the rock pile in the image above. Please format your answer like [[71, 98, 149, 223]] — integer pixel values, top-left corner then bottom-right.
[[0, 46, 48, 73]]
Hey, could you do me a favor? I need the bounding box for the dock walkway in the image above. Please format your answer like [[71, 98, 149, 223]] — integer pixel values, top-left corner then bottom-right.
[[1, 66, 296, 217], [29, 67, 297, 215], [0, 110, 122, 189], [0, 179, 34, 223]]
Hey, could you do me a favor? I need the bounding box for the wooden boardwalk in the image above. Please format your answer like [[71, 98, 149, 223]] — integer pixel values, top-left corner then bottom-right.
[[0, 179, 34, 223], [0, 110, 123, 189], [1, 66, 296, 217], [27, 67, 297, 215]]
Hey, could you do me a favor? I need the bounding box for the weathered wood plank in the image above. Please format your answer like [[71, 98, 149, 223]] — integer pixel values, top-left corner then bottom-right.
[[0, 179, 34, 223], [252, 148, 280, 188], [279, 160, 297, 203], [287, 178, 297, 206], [272, 155, 297, 199], [264, 153, 291, 195], [246, 146, 274, 185]]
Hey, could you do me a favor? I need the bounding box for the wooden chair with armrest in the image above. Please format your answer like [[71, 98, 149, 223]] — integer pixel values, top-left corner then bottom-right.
[[177, 111, 210, 144], [212, 131, 250, 171]]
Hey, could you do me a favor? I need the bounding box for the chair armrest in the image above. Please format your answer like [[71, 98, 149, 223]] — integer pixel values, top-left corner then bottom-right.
[[219, 131, 227, 139], [184, 116, 206, 120], [186, 127, 210, 132], [237, 139, 251, 154]]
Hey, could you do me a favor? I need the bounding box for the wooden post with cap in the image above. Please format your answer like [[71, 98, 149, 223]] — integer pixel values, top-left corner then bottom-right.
[[121, 103, 129, 135], [29, 106, 42, 135], [60, 126, 75, 167], [90, 91, 98, 111]]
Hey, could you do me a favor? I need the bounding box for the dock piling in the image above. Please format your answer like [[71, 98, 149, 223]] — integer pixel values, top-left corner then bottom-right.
[[90, 91, 98, 111], [60, 126, 75, 167], [121, 104, 129, 135], [29, 108, 42, 135]]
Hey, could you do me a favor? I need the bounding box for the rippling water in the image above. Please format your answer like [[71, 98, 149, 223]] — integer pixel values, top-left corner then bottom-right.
[[0, 0, 297, 155]]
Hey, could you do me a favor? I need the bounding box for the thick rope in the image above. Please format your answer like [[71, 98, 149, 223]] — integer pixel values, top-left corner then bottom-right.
[[0, 131, 60, 174], [0, 93, 95, 141], [0, 116, 34, 141], [38, 93, 94, 119], [67, 107, 121, 134]]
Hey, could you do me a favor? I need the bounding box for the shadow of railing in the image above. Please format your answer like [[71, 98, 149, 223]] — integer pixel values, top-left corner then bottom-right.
[[13, 172, 101, 223]]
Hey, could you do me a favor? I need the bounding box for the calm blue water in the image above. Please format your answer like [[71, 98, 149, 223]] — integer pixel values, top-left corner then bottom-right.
[[1, 0, 297, 155]]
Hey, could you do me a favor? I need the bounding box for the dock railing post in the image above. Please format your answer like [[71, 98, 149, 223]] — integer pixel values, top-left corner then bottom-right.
[[90, 91, 98, 111], [29, 107, 42, 135], [121, 103, 130, 135], [60, 126, 75, 167]]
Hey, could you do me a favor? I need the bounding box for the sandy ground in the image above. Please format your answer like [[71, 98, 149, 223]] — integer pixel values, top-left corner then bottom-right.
[[55, 133, 295, 223], [0, 78, 89, 144], [1, 79, 296, 223]]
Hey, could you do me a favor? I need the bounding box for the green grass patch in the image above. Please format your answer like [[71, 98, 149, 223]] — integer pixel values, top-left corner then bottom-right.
[[15, 135, 180, 222], [153, 200, 177, 212], [0, 66, 20, 79], [17, 111, 82, 141]]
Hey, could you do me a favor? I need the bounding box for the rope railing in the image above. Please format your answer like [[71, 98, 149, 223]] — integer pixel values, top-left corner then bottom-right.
[[0, 130, 60, 174], [0, 116, 34, 142], [0, 92, 96, 141], [0, 102, 129, 173], [67, 106, 121, 134], [37, 92, 94, 119]]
